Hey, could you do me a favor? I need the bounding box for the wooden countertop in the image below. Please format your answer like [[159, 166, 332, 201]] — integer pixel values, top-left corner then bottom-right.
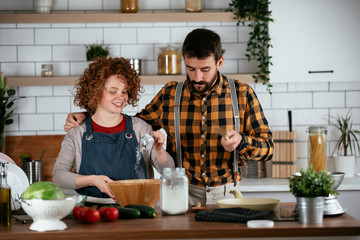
[[1, 203, 360, 240]]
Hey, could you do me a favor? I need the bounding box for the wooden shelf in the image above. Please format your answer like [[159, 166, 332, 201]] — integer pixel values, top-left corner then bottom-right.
[[0, 10, 236, 23], [5, 74, 254, 86]]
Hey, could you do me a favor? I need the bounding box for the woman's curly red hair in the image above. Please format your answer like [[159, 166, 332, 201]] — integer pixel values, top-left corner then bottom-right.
[[73, 57, 142, 115]]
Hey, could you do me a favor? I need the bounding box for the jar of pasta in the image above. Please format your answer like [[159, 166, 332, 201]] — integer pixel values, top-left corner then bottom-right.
[[307, 126, 327, 171], [158, 46, 181, 75]]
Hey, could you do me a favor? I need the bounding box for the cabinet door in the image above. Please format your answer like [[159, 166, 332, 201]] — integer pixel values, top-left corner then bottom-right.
[[269, 0, 360, 83]]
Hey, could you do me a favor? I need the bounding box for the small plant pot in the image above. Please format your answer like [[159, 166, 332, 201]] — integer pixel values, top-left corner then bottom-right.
[[331, 156, 356, 178], [296, 197, 324, 224]]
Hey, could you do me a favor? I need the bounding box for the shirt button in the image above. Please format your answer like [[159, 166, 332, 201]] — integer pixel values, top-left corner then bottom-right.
[[203, 97, 206, 101], [202, 172, 206, 177], [202, 134, 205, 138], [201, 154, 205, 158], [207, 189, 211, 193], [202, 116, 205, 120]]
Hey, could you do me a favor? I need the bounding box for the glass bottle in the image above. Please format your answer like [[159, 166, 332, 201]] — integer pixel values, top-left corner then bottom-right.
[[41, 64, 54, 77], [186, 0, 202, 12], [307, 126, 327, 171], [160, 168, 188, 215], [121, 0, 138, 13], [0, 162, 11, 227], [158, 46, 182, 75]]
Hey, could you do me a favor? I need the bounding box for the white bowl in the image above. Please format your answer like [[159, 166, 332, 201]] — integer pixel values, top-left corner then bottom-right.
[[19, 195, 77, 232]]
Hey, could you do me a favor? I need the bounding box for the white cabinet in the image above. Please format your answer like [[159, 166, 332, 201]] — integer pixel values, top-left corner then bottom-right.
[[269, 0, 360, 83]]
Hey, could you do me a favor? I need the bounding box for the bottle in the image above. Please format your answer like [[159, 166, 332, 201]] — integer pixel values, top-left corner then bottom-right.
[[0, 162, 11, 227], [158, 46, 182, 75], [160, 168, 188, 215], [121, 0, 138, 13], [307, 126, 327, 171]]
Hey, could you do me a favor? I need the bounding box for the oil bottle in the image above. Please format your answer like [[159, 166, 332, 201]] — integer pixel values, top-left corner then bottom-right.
[[0, 162, 11, 227]]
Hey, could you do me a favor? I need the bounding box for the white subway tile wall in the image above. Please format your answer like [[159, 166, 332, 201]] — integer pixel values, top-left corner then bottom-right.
[[1, 0, 359, 171]]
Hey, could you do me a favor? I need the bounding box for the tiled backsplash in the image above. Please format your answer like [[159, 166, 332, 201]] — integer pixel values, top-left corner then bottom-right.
[[1, 0, 359, 171]]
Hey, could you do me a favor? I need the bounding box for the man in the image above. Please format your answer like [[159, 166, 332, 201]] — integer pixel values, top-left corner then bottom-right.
[[65, 28, 274, 206]]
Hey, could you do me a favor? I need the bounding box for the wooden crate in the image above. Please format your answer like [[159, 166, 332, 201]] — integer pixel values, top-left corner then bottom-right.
[[272, 131, 297, 179]]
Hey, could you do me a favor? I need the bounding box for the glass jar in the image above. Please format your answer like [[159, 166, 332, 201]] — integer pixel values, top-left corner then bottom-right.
[[121, 0, 138, 13], [34, 0, 53, 14], [160, 168, 188, 215], [186, 0, 202, 12], [307, 126, 327, 171], [41, 64, 54, 77], [158, 46, 181, 75]]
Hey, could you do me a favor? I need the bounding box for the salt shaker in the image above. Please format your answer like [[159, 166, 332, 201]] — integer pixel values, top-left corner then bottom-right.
[[160, 168, 188, 215]]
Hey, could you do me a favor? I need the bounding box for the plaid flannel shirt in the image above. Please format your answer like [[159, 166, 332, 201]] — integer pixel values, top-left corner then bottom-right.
[[137, 73, 274, 187]]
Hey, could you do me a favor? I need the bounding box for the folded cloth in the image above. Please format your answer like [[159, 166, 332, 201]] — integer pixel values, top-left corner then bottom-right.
[[195, 207, 271, 223]]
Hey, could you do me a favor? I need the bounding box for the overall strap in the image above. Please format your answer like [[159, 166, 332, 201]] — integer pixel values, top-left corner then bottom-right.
[[174, 81, 184, 167], [228, 78, 240, 183]]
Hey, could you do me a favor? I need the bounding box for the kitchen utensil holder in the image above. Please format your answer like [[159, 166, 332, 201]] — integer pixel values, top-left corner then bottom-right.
[[271, 131, 297, 178]]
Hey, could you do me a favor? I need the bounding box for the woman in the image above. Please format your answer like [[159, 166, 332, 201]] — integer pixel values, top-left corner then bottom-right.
[[53, 57, 174, 204]]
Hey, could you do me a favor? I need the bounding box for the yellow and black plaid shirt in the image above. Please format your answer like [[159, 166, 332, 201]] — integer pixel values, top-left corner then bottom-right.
[[137, 73, 274, 187]]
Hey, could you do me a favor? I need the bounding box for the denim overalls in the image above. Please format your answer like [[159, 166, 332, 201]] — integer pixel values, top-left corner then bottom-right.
[[76, 115, 148, 198]]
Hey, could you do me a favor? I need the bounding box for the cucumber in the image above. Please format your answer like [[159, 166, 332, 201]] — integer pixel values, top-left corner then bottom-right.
[[125, 205, 157, 218], [113, 205, 141, 219]]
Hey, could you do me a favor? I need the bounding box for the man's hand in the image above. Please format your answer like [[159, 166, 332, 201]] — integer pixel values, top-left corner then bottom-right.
[[221, 129, 242, 152], [64, 112, 87, 132]]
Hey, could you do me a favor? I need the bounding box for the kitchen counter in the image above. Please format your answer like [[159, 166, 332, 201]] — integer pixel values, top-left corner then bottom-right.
[[1, 203, 360, 240], [239, 175, 360, 192]]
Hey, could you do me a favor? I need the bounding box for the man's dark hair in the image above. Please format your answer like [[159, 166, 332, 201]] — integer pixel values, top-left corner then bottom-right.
[[182, 28, 222, 63]]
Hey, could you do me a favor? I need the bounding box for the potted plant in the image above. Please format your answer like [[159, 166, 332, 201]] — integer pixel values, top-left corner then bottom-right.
[[289, 167, 338, 224], [330, 110, 360, 177], [226, 0, 273, 93], [85, 43, 110, 61], [0, 72, 24, 152]]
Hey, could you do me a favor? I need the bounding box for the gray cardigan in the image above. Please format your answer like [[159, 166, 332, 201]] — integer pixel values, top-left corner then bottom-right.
[[52, 116, 174, 189]]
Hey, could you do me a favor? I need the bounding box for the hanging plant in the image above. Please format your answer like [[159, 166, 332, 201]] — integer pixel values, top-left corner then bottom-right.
[[226, 0, 273, 93]]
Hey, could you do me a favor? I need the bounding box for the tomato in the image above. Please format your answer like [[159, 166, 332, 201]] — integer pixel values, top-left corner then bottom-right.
[[101, 207, 119, 221], [82, 208, 100, 224], [99, 206, 107, 218], [73, 206, 88, 220]]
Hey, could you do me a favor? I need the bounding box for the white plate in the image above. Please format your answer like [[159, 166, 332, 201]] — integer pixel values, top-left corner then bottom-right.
[[0, 160, 30, 210]]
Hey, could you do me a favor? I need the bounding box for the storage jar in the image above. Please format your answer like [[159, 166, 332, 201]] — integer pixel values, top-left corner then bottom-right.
[[158, 46, 181, 75], [121, 0, 138, 13], [34, 0, 52, 13], [186, 0, 202, 12], [160, 168, 188, 215], [41, 64, 54, 77], [307, 126, 327, 171]]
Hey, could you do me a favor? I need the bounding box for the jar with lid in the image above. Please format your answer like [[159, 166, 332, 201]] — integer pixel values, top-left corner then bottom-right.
[[121, 0, 138, 13], [307, 126, 327, 171], [41, 64, 54, 77], [160, 168, 188, 215], [158, 46, 182, 75], [186, 0, 202, 12]]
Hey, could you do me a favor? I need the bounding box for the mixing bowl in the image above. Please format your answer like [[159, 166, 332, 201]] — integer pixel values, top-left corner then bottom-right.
[[19, 195, 77, 232], [108, 179, 160, 208]]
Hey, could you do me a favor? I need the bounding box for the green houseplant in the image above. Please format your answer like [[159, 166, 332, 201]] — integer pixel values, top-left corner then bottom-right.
[[85, 43, 110, 61], [226, 0, 273, 93], [0, 72, 24, 152], [289, 167, 337, 224], [330, 110, 360, 177]]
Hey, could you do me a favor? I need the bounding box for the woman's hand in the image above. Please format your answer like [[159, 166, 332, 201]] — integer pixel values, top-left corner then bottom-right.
[[64, 112, 87, 132], [221, 129, 242, 152], [75, 175, 116, 199], [152, 130, 165, 151]]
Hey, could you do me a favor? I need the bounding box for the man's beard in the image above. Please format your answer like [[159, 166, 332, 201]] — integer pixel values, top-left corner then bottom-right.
[[187, 72, 218, 94]]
